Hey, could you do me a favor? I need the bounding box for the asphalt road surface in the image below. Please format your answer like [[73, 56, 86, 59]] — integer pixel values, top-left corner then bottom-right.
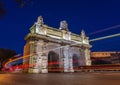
[[0, 72, 120, 85]]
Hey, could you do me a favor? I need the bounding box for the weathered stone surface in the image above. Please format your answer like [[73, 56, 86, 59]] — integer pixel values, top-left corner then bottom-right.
[[23, 16, 91, 73]]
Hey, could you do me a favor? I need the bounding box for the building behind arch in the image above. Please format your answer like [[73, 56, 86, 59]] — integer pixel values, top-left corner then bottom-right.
[[23, 16, 92, 73]]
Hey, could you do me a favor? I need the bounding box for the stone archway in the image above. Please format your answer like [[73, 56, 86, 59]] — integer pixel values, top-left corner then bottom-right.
[[73, 54, 80, 71], [48, 51, 59, 72]]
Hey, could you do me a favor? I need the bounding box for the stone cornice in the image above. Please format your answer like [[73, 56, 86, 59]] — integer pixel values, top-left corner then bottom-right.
[[25, 33, 91, 48]]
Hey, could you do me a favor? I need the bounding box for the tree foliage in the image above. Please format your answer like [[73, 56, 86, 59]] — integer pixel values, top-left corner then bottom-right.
[[0, 0, 36, 17], [0, 48, 17, 69], [0, 2, 6, 18]]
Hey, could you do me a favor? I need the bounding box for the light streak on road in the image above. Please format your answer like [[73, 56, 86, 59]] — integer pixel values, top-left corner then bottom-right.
[[4, 54, 85, 68], [4, 54, 33, 68]]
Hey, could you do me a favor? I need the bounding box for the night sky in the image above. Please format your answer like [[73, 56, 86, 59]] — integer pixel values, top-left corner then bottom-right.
[[0, 0, 120, 54]]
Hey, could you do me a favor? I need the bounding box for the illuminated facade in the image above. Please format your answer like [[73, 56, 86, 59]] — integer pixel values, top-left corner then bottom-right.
[[23, 16, 91, 73], [91, 52, 120, 64]]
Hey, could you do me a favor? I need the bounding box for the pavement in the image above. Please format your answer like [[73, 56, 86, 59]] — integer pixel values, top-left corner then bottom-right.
[[0, 72, 120, 85]]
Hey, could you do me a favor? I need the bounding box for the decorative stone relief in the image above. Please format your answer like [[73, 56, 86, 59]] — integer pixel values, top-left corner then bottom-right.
[[62, 30, 71, 40], [35, 16, 46, 35], [37, 16, 44, 25]]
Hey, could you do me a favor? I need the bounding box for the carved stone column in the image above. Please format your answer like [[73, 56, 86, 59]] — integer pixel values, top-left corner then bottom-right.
[[28, 41, 38, 73], [63, 46, 69, 72], [84, 48, 91, 65], [59, 47, 64, 72], [63, 45, 74, 72], [34, 41, 43, 73], [68, 51, 74, 72], [41, 42, 48, 73]]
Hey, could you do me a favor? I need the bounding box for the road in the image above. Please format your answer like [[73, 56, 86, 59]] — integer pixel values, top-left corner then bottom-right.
[[0, 72, 120, 85]]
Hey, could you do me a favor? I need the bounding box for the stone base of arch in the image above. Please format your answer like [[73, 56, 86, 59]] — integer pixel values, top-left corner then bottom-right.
[[41, 69, 48, 73]]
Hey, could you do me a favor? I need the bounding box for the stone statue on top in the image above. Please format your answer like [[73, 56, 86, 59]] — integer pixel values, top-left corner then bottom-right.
[[59, 20, 69, 31], [37, 16, 44, 25]]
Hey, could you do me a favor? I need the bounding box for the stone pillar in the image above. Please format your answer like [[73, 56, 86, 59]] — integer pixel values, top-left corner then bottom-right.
[[29, 41, 41, 73], [84, 48, 91, 66], [69, 55, 74, 72], [63, 45, 74, 72], [41, 42, 48, 73], [35, 41, 43, 73], [32, 54, 40, 73], [59, 47, 64, 72], [28, 41, 33, 73], [41, 54, 48, 73], [63, 46, 69, 72], [79, 48, 86, 66]]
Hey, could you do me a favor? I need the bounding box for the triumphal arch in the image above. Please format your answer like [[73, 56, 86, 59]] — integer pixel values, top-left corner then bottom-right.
[[23, 16, 91, 73]]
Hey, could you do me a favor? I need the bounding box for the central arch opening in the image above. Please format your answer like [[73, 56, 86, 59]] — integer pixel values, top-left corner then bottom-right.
[[48, 51, 59, 73]]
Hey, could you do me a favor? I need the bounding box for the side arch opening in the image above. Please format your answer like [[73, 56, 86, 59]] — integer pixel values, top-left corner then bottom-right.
[[48, 51, 60, 73], [73, 54, 80, 71]]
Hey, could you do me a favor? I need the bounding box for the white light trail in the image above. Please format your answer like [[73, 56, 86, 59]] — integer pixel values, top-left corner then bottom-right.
[[87, 25, 120, 35], [90, 33, 120, 42]]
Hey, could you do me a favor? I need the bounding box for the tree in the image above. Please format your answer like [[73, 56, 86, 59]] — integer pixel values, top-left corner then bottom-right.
[[0, 0, 36, 17], [0, 48, 17, 70], [0, 2, 6, 18]]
